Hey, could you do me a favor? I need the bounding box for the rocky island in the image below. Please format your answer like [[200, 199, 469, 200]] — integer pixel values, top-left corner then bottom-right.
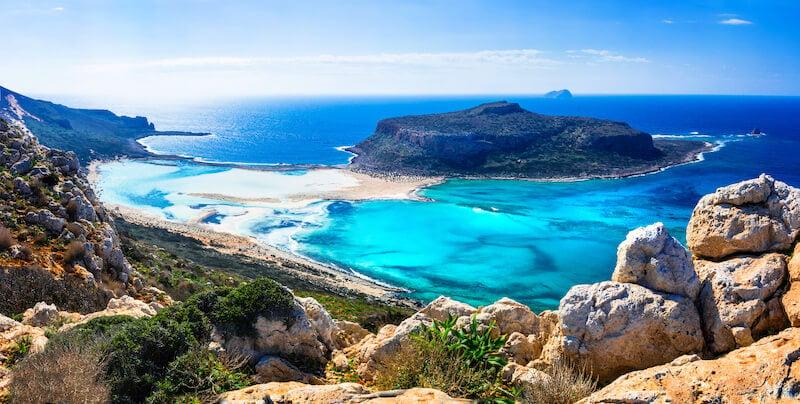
[[348, 101, 710, 179]]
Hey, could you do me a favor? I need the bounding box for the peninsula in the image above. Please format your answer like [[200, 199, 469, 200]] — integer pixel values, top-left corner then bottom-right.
[[348, 101, 710, 179]]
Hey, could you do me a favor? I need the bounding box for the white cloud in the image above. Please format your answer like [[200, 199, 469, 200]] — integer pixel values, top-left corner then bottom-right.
[[719, 18, 752, 25], [662, 19, 674, 24], [81, 49, 563, 73], [573, 49, 650, 63], [52, 6, 65, 12]]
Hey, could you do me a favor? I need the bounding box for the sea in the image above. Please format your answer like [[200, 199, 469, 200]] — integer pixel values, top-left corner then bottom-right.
[[93, 95, 800, 311]]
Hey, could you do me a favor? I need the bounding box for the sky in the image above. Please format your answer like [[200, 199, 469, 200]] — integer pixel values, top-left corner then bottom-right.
[[1, 0, 799, 102]]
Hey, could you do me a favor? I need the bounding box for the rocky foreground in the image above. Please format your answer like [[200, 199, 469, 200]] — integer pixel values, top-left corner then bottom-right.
[[1, 114, 799, 403]]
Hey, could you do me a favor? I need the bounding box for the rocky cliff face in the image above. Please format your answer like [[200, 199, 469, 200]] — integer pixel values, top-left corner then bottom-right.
[[349, 101, 708, 178], [0, 118, 143, 315]]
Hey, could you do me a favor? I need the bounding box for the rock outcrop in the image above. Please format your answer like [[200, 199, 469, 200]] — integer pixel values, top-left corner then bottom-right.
[[581, 327, 800, 403], [552, 281, 704, 383], [687, 174, 800, 259], [696, 253, 789, 353], [783, 244, 800, 326], [612, 222, 700, 299], [218, 381, 466, 403]]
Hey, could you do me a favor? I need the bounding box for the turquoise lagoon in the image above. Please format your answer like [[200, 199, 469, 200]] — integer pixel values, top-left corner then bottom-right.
[[95, 96, 800, 310]]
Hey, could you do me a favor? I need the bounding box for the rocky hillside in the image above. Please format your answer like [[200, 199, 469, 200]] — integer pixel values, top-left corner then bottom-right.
[[348, 101, 708, 178], [0, 86, 202, 162]]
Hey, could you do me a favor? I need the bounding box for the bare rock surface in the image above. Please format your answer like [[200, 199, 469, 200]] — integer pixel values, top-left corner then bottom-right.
[[612, 222, 700, 299], [254, 356, 324, 384], [783, 244, 800, 326], [556, 281, 704, 383], [473, 297, 541, 336], [687, 174, 800, 259], [218, 381, 465, 403], [695, 253, 789, 353], [581, 327, 800, 403], [419, 296, 476, 321]]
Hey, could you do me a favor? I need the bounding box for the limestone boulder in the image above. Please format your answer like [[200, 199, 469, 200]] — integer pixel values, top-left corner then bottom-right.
[[501, 332, 543, 365], [21, 302, 59, 327], [216, 300, 331, 369], [473, 297, 541, 336], [581, 327, 800, 403], [332, 320, 370, 349], [686, 174, 800, 259], [59, 295, 157, 332], [25, 209, 66, 234], [502, 362, 553, 391], [782, 244, 800, 326], [219, 381, 368, 403], [297, 297, 337, 350], [612, 222, 700, 299], [419, 296, 476, 321], [695, 253, 789, 353], [555, 281, 704, 383], [254, 356, 324, 384], [354, 313, 433, 380]]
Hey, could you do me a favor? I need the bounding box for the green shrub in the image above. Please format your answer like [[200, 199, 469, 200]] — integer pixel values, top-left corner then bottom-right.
[[375, 316, 516, 401], [210, 278, 295, 336], [5, 336, 33, 365], [147, 347, 251, 403], [104, 318, 197, 403]]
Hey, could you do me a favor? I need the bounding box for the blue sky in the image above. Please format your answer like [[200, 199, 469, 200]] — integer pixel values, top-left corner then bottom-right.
[[1, 0, 798, 101]]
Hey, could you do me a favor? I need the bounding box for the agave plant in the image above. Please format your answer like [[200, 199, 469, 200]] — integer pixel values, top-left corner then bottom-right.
[[418, 315, 508, 370]]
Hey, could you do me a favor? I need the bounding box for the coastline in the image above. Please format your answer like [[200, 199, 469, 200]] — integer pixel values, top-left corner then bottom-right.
[[87, 137, 714, 306]]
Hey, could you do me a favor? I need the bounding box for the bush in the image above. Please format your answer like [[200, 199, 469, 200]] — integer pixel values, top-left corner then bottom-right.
[[147, 347, 251, 403], [63, 240, 86, 265], [0, 224, 13, 250], [375, 316, 516, 401], [522, 358, 597, 404], [210, 278, 296, 336], [5, 336, 33, 365], [10, 334, 110, 404]]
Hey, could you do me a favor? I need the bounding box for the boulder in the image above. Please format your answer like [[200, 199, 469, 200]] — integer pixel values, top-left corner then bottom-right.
[[502, 362, 553, 391], [782, 244, 800, 326], [474, 297, 541, 336], [555, 281, 704, 383], [219, 381, 368, 403], [217, 300, 331, 369], [25, 209, 66, 234], [332, 320, 370, 349], [254, 356, 324, 384], [419, 296, 476, 321], [695, 253, 789, 353], [501, 332, 543, 365], [59, 295, 157, 332], [354, 313, 432, 380], [10, 155, 32, 175], [21, 301, 59, 327], [297, 297, 337, 350], [686, 174, 800, 259], [67, 194, 97, 222], [581, 327, 800, 403], [612, 222, 700, 299], [13, 177, 31, 195]]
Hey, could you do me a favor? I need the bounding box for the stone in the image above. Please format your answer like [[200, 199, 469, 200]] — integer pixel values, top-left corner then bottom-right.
[[501, 332, 542, 365], [686, 174, 800, 259], [13, 177, 31, 195], [331, 350, 350, 371], [59, 295, 157, 332], [354, 313, 433, 380], [217, 300, 331, 369], [254, 356, 323, 384], [695, 253, 788, 353], [581, 327, 800, 403], [21, 301, 59, 327], [25, 209, 66, 234], [67, 194, 97, 222], [612, 222, 700, 299], [10, 155, 32, 175], [297, 296, 337, 350], [219, 382, 369, 403], [332, 320, 370, 349], [502, 362, 553, 391], [419, 296, 476, 321], [476, 297, 540, 336], [782, 244, 800, 326], [555, 281, 704, 383]]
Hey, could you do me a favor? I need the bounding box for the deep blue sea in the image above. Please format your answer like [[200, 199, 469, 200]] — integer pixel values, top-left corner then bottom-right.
[[97, 96, 800, 310]]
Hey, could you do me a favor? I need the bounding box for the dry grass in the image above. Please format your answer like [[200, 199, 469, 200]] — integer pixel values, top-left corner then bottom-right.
[[63, 241, 86, 265], [522, 358, 598, 404], [0, 225, 13, 251], [10, 337, 110, 404]]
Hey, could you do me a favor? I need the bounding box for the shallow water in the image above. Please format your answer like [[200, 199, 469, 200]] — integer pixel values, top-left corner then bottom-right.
[[96, 96, 800, 309]]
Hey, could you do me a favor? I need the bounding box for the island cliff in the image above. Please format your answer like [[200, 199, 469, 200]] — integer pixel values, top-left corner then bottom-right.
[[348, 101, 709, 179]]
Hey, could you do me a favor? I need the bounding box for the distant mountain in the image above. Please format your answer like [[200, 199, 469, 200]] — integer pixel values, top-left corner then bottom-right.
[[348, 101, 708, 179], [544, 89, 572, 99], [0, 86, 201, 161]]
